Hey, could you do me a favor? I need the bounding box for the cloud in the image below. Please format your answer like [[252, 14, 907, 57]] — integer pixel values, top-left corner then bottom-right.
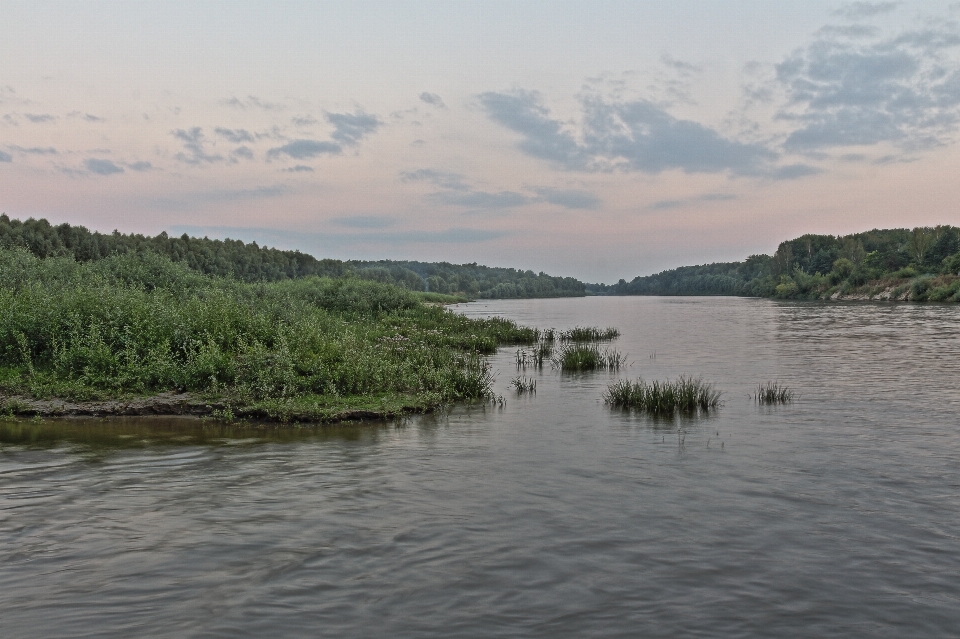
[[0, 150, 11, 162], [776, 23, 960, 152], [770, 163, 823, 179], [282, 164, 314, 172], [23, 113, 55, 123], [419, 92, 446, 108], [84, 158, 124, 175], [169, 224, 509, 248], [327, 111, 381, 145], [220, 95, 284, 110], [403, 168, 602, 211], [534, 187, 601, 209], [431, 190, 530, 209], [149, 184, 291, 210], [331, 215, 395, 229], [648, 199, 685, 210], [9, 145, 57, 154], [479, 90, 591, 170], [127, 161, 153, 171], [833, 2, 900, 19], [291, 115, 318, 127], [231, 146, 254, 160], [68, 111, 104, 122], [267, 110, 380, 160], [479, 90, 779, 176], [699, 193, 738, 201], [660, 55, 702, 76], [400, 168, 471, 191], [645, 192, 739, 211], [214, 127, 254, 143], [267, 139, 341, 159], [171, 127, 224, 164]]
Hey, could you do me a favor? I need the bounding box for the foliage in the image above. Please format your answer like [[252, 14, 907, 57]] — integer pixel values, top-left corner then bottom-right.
[[604, 376, 722, 414], [586, 225, 960, 302], [0, 247, 541, 419], [350, 259, 586, 298], [551, 343, 626, 372], [0, 215, 586, 299], [755, 382, 795, 404]]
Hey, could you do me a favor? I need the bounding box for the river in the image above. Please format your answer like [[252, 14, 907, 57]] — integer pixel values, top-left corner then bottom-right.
[[2, 296, 959, 637]]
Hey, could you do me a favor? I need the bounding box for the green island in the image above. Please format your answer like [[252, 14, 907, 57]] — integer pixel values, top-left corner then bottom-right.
[[587, 226, 960, 302]]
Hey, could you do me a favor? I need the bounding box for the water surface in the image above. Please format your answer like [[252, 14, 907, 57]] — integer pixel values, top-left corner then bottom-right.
[[2, 297, 959, 637]]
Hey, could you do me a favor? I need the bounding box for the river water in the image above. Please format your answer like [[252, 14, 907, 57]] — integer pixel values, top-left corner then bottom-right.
[[2, 297, 960, 638]]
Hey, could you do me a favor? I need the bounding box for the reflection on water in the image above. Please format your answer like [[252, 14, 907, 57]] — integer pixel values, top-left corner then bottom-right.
[[2, 297, 960, 639], [0, 416, 402, 450]]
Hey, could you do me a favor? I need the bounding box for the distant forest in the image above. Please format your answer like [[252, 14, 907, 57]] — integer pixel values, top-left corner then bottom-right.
[[586, 226, 960, 302], [0, 216, 585, 299]]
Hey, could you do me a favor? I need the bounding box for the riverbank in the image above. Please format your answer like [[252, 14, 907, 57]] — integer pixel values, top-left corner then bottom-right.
[[0, 390, 441, 422]]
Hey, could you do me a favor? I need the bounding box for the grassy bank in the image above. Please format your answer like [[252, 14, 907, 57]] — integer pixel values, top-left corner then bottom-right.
[[0, 247, 540, 422]]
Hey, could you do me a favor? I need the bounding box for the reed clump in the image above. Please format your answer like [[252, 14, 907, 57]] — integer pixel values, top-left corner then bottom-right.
[[604, 376, 722, 414], [558, 326, 620, 342], [551, 342, 626, 372], [515, 340, 553, 369], [755, 382, 795, 404], [508, 375, 537, 394]]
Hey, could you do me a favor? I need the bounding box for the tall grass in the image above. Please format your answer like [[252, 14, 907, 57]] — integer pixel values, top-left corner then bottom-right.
[[515, 341, 553, 369], [755, 382, 795, 404], [508, 376, 537, 394], [604, 376, 721, 414], [551, 342, 626, 372], [558, 326, 620, 342], [0, 248, 539, 417]]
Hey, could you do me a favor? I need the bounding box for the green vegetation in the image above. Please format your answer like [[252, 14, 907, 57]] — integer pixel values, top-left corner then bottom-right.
[[604, 376, 722, 414], [351, 259, 585, 298], [0, 215, 585, 299], [588, 226, 960, 302], [755, 382, 795, 405], [558, 326, 620, 341], [551, 343, 626, 372], [508, 376, 537, 394], [0, 246, 542, 422]]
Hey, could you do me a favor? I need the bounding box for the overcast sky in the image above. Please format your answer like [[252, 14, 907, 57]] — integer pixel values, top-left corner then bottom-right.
[[4, 1, 960, 281]]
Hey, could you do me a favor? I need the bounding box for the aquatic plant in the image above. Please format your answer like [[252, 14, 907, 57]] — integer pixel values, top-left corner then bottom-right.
[[604, 376, 721, 414], [551, 343, 626, 372], [557, 326, 620, 342], [515, 340, 553, 369], [508, 376, 537, 394], [755, 382, 794, 404]]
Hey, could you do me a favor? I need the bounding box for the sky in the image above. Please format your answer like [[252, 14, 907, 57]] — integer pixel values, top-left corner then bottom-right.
[[4, 1, 960, 282]]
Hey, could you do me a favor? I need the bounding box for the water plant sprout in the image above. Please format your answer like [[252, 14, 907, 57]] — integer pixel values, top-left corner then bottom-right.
[[509, 376, 537, 394], [755, 382, 795, 404], [604, 376, 722, 414]]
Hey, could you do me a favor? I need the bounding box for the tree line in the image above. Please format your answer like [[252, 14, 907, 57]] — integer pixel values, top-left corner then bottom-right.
[[0, 215, 586, 299], [586, 226, 960, 300]]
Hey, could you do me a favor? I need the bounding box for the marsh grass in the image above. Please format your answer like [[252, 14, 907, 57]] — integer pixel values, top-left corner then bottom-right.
[[551, 343, 627, 372], [558, 326, 620, 342], [515, 340, 554, 369], [0, 247, 541, 420], [755, 381, 795, 404], [604, 376, 721, 414], [508, 375, 537, 394]]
